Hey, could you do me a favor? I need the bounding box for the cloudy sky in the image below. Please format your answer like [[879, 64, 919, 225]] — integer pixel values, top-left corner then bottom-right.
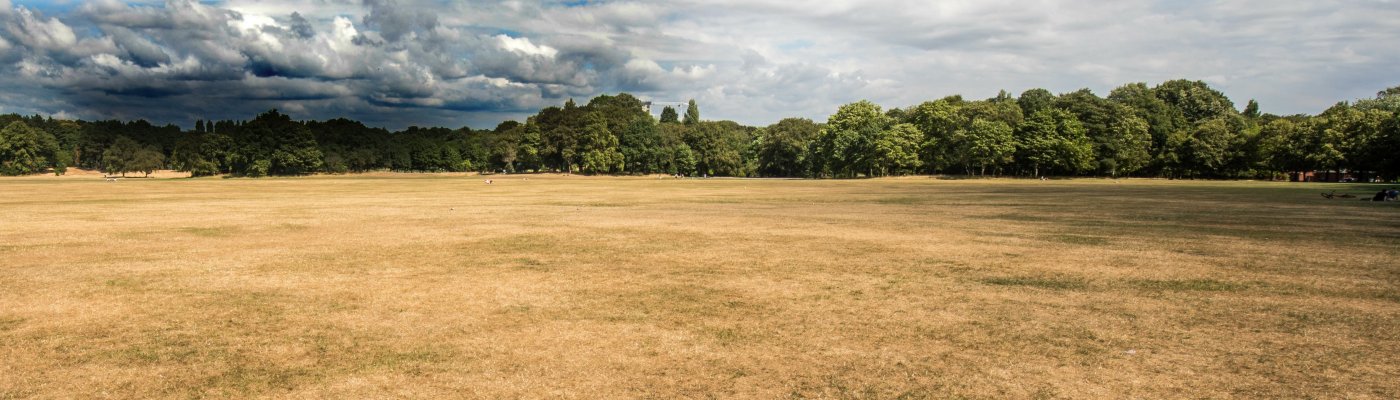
[[1, 0, 1397, 130]]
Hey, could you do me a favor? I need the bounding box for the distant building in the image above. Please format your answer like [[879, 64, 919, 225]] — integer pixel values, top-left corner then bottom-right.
[[640, 100, 688, 118]]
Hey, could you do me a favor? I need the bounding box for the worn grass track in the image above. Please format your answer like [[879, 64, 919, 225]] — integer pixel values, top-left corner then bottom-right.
[[2, 175, 1398, 398]]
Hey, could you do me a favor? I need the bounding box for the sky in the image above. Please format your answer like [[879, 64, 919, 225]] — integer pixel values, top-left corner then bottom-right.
[[1, 0, 1397, 130]]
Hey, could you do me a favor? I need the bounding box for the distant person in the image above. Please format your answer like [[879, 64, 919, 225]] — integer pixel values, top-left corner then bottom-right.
[[485, 179, 493, 184], [1373, 189, 1388, 202], [1388, 188, 1398, 201]]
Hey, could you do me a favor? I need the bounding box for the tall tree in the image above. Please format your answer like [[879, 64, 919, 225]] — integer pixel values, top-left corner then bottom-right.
[[1183, 118, 1240, 177], [240, 110, 323, 175], [1018, 88, 1056, 117], [130, 146, 165, 177], [683, 99, 700, 126], [102, 136, 143, 177], [1108, 82, 1190, 175], [618, 116, 664, 173], [578, 112, 623, 174], [1098, 107, 1153, 177], [0, 121, 52, 176], [904, 99, 962, 173], [1015, 109, 1094, 177], [872, 123, 924, 176], [953, 119, 1016, 176], [1243, 99, 1261, 119], [1154, 79, 1237, 124], [686, 121, 747, 176], [817, 100, 889, 177], [756, 118, 820, 177]]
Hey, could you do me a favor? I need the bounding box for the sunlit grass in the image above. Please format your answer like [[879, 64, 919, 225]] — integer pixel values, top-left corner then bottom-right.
[[1, 174, 1397, 398]]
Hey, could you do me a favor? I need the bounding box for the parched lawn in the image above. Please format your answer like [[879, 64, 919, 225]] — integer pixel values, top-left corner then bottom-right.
[[1, 175, 1398, 398]]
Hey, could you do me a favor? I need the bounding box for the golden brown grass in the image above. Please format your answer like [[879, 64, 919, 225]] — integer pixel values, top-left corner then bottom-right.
[[2, 174, 1398, 398]]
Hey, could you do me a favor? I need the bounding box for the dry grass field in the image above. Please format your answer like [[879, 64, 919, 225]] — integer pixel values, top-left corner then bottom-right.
[[2, 174, 1398, 399]]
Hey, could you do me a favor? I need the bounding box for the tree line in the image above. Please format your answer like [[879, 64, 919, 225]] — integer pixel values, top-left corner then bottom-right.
[[2, 80, 1398, 180]]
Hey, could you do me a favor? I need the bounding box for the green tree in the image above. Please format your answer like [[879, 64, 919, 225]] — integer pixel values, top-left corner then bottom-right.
[[1099, 109, 1153, 176], [1018, 88, 1055, 117], [872, 123, 923, 176], [904, 99, 962, 172], [618, 116, 665, 174], [172, 134, 221, 177], [1015, 109, 1094, 177], [1355, 85, 1400, 113], [659, 106, 679, 124], [130, 146, 165, 177], [1257, 118, 1311, 175], [578, 112, 623, 174], [1109, 82, 1190, 176], [0, 121, 51, 176], [685, 121, 747, 176], [539, 100, 584, 172], [1243, 99, 1261, 119], [1183, 118, 1239, 177], [817, 100, 889, 177], [1377, 113, 1400, 180], [489, 121, 524, 173], [236, 109, 323, 175], [1154, 80, 1237, 124], [671, 142, 697, 175], [683, 99, 700, 126], [102, 136, 142, 177], [756, 118, 820, 177], [954, 119, 1016, 175]]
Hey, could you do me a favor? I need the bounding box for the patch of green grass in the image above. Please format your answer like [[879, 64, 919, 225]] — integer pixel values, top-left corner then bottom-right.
[[980, 276, 1088, 290], [1130, 279, 1247, 292], [369, 347, 451, 371], [0, 316, 24, 331], [201, 363, 316, 396]]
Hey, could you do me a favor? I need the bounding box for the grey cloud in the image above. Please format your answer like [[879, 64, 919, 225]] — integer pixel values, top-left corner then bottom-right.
[[1, 0, 1398, 130], [107, 26, 170, 67], [288, 12, 313, 38], [360, 0, 437, 43]]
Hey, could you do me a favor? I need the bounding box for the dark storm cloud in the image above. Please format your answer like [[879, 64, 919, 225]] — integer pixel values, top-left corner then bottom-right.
[[0, 0, 1397, 129]]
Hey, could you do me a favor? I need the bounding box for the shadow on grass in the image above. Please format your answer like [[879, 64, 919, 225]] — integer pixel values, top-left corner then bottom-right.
[[980, 276, 1088, 290], [1130, 279, 1248, 292]]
